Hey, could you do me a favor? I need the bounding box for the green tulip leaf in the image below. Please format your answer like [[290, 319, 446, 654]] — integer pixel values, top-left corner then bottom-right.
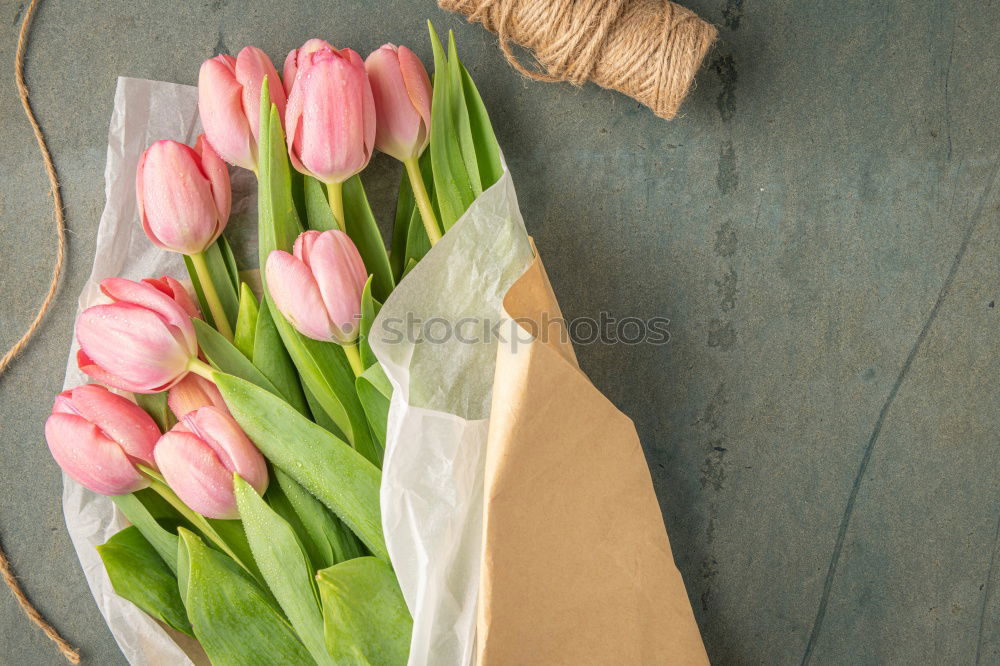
[[289, 167, 309, 228], [357, 363, 392, 455], [318, 557, 412, 666], [343, 174, 395, 302], [448, 32, 482, 198], [275, 469, 364, 570], [304, 176, 337, 232], [176, 528, 313, 665], [213, 372, 387, 561], [358, 277, 381, 369], [459, 61, 503, 191], [218, 235, 241, 294], [98, 526, 193, 636], [133, 391, 174, 433], [193, 318, 280, 396], [111, 493, 180, 573], [132, 487, 186, 523], [233, 282, 259, 360], [235, 475, 333, 665], [252, 298, 309, 416], [390, 162, 416, 280], [428, 22, 475, 230], [301, 382, 346, 436], [204, 517, 264, 585]]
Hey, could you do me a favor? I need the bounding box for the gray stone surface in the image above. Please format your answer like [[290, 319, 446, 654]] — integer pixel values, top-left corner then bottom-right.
[[1, 0, 997, 664]]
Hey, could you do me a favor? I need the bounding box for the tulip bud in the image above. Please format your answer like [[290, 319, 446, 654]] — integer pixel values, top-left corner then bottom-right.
[[282, 38, 334, 94], [76, 278, 199, 393], [265, 230, 368, 343], [167, 373, 227, 420], [284, 44, 376, 184], [45, 384, 161, 495], [199, 47, 287, 171], [136, 136, 231, 255], [365, 44, 432, 162], [143, 276, 201, 319], [154, 406, 268, 519]]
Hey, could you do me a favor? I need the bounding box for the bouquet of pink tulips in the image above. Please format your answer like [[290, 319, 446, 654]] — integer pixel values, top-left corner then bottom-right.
[[47, 25, 499, 665]]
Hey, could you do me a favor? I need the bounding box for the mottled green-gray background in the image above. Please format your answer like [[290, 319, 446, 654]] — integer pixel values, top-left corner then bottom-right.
[[1, 0, 997, 664]]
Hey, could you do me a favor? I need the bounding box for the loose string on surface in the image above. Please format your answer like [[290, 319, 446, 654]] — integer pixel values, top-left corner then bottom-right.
[[439, 0, 718, 119], [5, 0, 78, 662]]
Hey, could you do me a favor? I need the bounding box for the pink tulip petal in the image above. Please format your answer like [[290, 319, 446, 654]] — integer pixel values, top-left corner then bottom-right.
[[100, 278, 196, 349], [292, 229, 323, 266], [296, 54, 345, 181], [135, 149, 149, 238], [144, 276, 201, 319], [52, 390, 77, 416], [66, 384, 160, 466], [265, 250, 336, 341], [336, 54, 374, 175], [361, 63, 378, 164], [76, 349, 154, 394], [168, 373, 227, 419], [236, 46, 286, 139], [46, 413, 148, 495], [309, 231, 366, 342], [184, 407, 268, 496], [367, 45, 425, 161], [194, 134, 231, 227], [154, 430, 239, 519], [284, 39, 336, 92], [342, 47, 365, 70], [199, 55, 256, 170], [398, 45, 432, 134], [77, 303, 193, 392], [282, 49, 299, 95], [284, 76, 308, 174]]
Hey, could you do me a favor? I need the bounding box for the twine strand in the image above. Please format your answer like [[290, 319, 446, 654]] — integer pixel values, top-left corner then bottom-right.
[[440, 0, 718, 119], [5, 0, 78, 662]]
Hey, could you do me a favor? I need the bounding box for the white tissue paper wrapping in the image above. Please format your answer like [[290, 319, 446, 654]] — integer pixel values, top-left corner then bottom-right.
[[64, 76, 533, 666], [371, 168, 533, 666]]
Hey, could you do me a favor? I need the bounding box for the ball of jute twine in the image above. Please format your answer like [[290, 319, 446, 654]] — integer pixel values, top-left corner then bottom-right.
[[5, 0, 79, 662], [439, 0, 717, 119]]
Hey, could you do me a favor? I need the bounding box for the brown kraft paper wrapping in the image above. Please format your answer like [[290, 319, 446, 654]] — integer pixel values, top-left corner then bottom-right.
[[476, 251, 709, 664]]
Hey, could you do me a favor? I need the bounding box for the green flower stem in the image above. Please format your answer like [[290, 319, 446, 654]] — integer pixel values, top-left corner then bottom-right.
[[187, 358, 217, 382], [326, 181, 346, 233], [189, 251, 235, 341], [342, 342, 364, 378], [137, 465, 250, 573], [404, 156, 442, 246]]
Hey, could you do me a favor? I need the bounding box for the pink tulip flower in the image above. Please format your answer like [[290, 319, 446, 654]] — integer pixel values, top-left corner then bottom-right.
[[199, 47, 287, 171], [282, 38, 334, 94], [45, 384, 161, 495], [154, 406, 268, 519], [143, 276, 201, 319], [167, 373, 227, 420], [284, 43, 376, 185], [365, 44, 432, 162], [265, 230, 368, 344], [136, 136, 231, 255], [76, 278, 199, 393]]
